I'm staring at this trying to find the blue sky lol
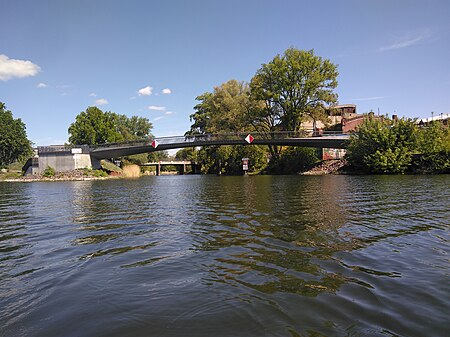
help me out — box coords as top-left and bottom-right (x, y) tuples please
(1, 0), (449, 146)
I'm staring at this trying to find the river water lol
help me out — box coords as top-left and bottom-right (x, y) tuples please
(0, 175), (449, 336)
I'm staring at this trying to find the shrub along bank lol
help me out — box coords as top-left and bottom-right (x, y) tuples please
(346, 118), (450, 174)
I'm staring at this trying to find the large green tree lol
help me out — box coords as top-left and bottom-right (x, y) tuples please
(0, 102), (33, 168)
(68, 106), (153, 145)
(188, 80), (269, 173)
(249, 48), (338, 133)
(188, 79), (254, 135)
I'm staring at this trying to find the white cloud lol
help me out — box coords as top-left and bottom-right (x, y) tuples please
(0, 54), (41, 81)
(37, 82), (47, 88)
(162, 88), (172, 94)
(95, 98), (108, 105)
(138, 86), (153, 96)
(89, 92), (97, 97)
(379, 29), (433, 52)
(154, 116), (164, 121)
(148, 105), (166, 111)
(165, 111), (174, 115)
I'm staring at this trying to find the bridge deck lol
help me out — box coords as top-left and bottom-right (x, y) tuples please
(90, 132), (350, 159)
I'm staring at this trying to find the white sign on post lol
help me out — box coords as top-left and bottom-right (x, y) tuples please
(242, 158), (249, 172)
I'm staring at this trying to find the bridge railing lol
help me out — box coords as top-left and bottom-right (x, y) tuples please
(90, 130), (346, 150)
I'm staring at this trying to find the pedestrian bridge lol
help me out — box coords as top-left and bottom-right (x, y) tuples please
(90, 131), (350, 159)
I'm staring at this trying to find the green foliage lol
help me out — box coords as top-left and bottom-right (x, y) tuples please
(83, 168), (109, 177)
(124, 153), (149, 165)
(197, 145), (267, 175)
(189, 80), (253, 135)
(416, 122), (450, 172)
(0, 171), (22, 180)
(268, 147), (320, 174)
(249, 48), (338, 132)
(346, 118), (420, 174)
(68, 106), (153, 145)
(0, 102), (33, 168)
(175, 148), (197, 161)
(147, 150), (169, 162)
(43, 166), (55, 177)
(187, 48), (339, 164)
(347, 117), (450, 174)
(93, 169), (108, 177)
(100, 159), (122, 173)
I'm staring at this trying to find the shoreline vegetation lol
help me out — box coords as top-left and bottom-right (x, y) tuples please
(2, 155), (448, 184)
(1, 49), (449, 179)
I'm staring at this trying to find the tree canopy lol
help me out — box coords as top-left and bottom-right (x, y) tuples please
(188, 80), (254, 135)
(68, 106), (153, 145)
(249, 48), (338, 133)
(185, 48), (340, 173)
(0, 102), (33, 168)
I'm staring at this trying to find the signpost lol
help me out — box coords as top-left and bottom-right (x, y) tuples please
(242, 157), (249, 174)
(151, 140), (159, 148)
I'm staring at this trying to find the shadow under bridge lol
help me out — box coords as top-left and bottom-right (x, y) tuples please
(89, 132), (350, 159)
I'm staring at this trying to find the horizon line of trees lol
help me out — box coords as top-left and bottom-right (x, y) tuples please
(1, 47), (449, 174)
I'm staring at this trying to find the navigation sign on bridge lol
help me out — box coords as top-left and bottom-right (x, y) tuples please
(151, 140), (159, 148)
(245, 134), (254, 144)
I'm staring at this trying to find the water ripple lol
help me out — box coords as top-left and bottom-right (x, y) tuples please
(0, 175), (449, 336)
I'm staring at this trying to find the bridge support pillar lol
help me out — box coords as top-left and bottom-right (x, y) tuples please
(182, 163), (186, 175)
(156, 163), (161, 176)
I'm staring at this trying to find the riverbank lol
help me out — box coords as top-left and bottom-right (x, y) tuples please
(0, 169), (119, 182)
(301, 159), (347, 175)
(0, 164), (182, 182)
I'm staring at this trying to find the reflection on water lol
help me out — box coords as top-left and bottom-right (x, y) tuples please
(0, 175), (449, 337)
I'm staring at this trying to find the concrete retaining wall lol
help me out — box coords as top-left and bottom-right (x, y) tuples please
(36, 153), (93, 174)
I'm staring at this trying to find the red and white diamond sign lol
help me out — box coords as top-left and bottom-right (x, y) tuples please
(245, 134), (254, 144)
(151, 140), (159, 148)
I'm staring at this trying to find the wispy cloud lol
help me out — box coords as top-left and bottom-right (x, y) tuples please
(162, 88), (172, 94)
(37, 82), (47, 88)
(0, 54), (41, 81)
(148, 105), (166, 111)
(379, 28), (433, 52)
(95, 98), (108, 105)
(138, 86), (153, 96)
(348, 96), (388, 102)
(154, 116), (164, 121)
(89, 92), (97, 97)
(165, 111), (174, 115)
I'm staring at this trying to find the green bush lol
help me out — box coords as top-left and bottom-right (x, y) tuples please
(346, 117), (450, 174)
(93, 169), (108, 177)
(268, 147), (320, 174)
(43, 166), (56, 177)
(416, 122), (450, 172)
(83, 168), (108, 177)
(346, 118), (418, 174)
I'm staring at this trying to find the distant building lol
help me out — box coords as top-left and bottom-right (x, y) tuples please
(416, 113), (449, 127)
(301, 104), (357, 131)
